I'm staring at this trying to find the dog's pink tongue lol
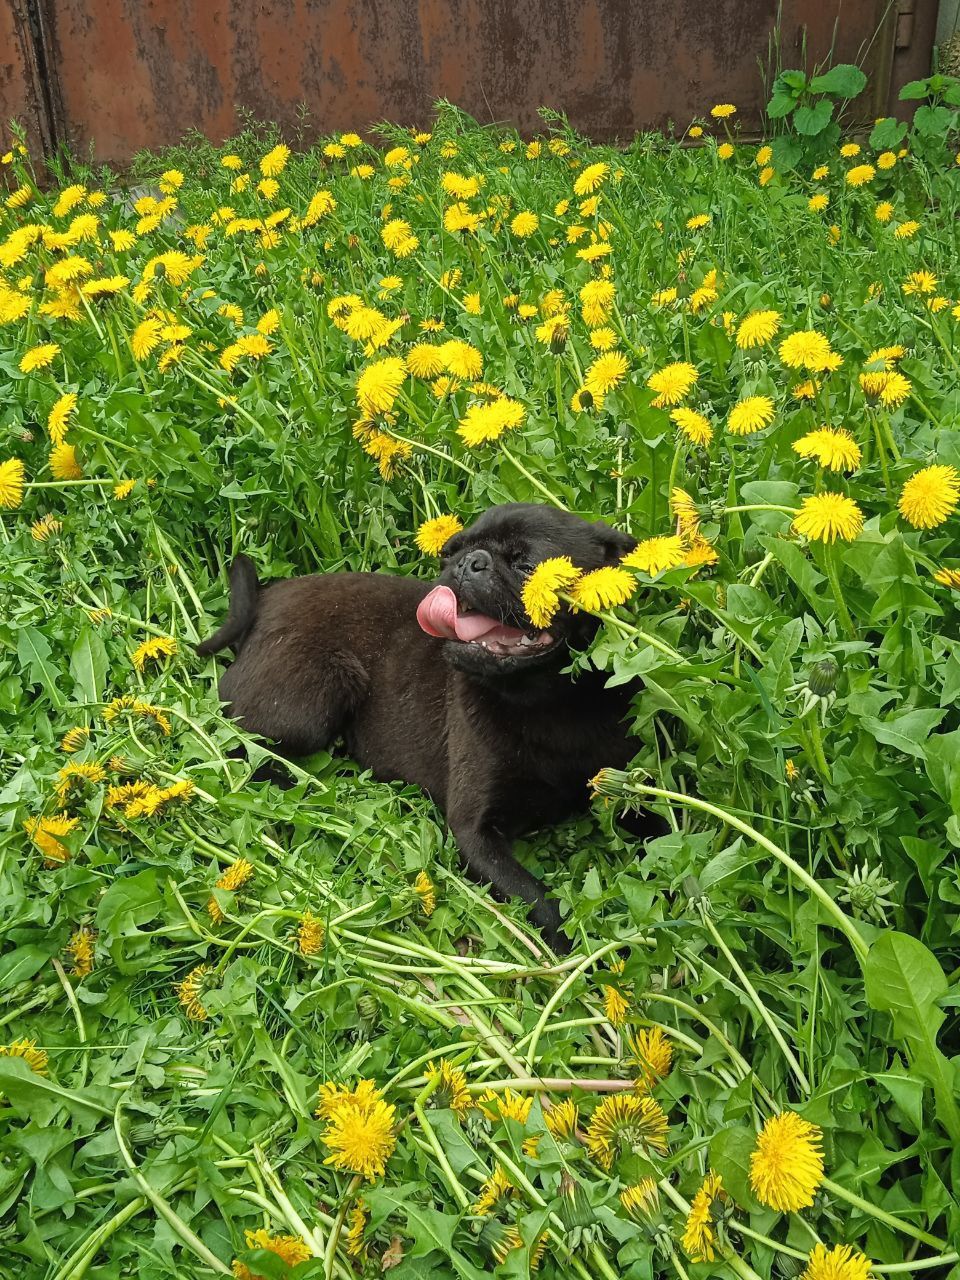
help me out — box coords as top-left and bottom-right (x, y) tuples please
(416, 586), (521, 642)
(416, 585), (460, 639)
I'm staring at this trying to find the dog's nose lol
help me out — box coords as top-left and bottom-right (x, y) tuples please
(460, 549), (492, 579)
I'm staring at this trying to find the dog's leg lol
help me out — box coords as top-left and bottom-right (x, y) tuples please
(449, 819), (569, 951)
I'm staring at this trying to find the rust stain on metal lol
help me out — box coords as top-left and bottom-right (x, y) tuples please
(0, 2), (52, 161)
(11, 1), (930, 165)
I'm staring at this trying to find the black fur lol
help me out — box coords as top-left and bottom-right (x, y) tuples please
(199, 504), (656, 947)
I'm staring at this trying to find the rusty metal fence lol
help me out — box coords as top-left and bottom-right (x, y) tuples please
(0, 1), (939, 164)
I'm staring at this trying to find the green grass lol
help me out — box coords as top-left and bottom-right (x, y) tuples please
(1, 77), (960, 1280)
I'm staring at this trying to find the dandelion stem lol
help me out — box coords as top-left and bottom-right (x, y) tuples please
(699, 908), (811, 1095)
(820, 1176), (946, 1250)
(500, 444), (569, 509)
(113, 1099), (232, 1274)
(823, 543), (856, 638)
(597, 777), (868, 963)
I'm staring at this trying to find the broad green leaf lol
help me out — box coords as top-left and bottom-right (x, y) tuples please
(69, 626), (108, 704)
(709, 1126), (761, 1208)
(792, 100), (834, 135)
(766, 92), (798, 119)
(17, 626), (63, 706)
(865, 932), (960, 1142)
(861, 708), (945, 760)
(809, 63), (867, 98)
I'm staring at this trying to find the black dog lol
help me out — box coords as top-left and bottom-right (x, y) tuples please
(198, 503), (651, 946)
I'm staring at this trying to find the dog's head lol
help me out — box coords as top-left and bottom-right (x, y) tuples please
(416, 503), (636, 678)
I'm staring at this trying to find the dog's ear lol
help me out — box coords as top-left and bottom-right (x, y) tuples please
(591, 520), (637, 563)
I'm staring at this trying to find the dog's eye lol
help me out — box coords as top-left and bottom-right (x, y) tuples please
(514, 560), (535, 576)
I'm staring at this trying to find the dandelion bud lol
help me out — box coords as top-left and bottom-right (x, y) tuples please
(17, 428), (34, 443)
(549, 322), (569, 354)
(578, 387), (594, 409)
(838, 863), (896, 924)
(559, 1172), (603, 1248)
(807, 658), (839, 699)
(356, 992), (379, 1022)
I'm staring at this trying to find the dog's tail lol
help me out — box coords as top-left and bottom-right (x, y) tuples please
(196, 554), (260, 656)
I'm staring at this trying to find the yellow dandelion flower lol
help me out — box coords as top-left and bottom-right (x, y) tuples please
(30, 513), (62, 541)
(933, 567), (960, 589)
(846, 164), (875, 187)
(799, 1244), (872, 1280)
(749, 1111), (824, 1211)
(50, 443), (82, 481)
(297, 911), (325, 956)
(440, 339), (483, 379)
(579, 278), (615, 326)
(628, 1026), (673, 1091)
(584, 351), (628, 396)
(522, 557), (581, 628)
(23, 814), (79, 865)
(56, 760), (106, 804)
(510, 210), (539, 237)
(902, 269), (936, 296)
(589, 326), (617, 350)
(585, 1094), (669, 1169)
(425, 1059), (472, 1115)
(478, 1088), (533, 1125)
(456, 397), (524, 447)
(318, 1079), (397, 1180)
(603, 984), (630, 1027)
(414, 870), (436, 915)
(176, 964), (211, 1020)
(544, 1099), (579, 1139)
(898, 464), (960, 529)
(779, 329), (834, 371)
(682, 1171), (725, 1263)
(574, 162), (609, 195)
(0, 458), (25, 509)
(647, 361), (698, 408)
(793, 493), (864, 543)
(473, 1165), (514, 1214)
(756, 145), (773, 166)
(620, 1178), (660, 1222)
(686, 213), (711, 230)
(728, 394), (775, 435)
(67, 925), (96, 977)
(130, 636), (178, 672)
(711, 104), (736, 118)
(60, 726), (90, 753)
(874, 201), (894, 223)
(207, 858), (255, 923)
(131, 318), (163, 360)
(808, 193), (829, 212)
(570, 566), (637, 612)
(736, 310), (781, 349)
(670, 406), (713, 446)
(415, 514), (462, 556)
(0, 1038), (48, 1075)
(20, 343), (60, 373)
(894, 219), (920, 239)
(232, 1228), (312, 1279)
(792, 427), (861, 472)
(622, 535), (687, 576)
(344, 1202), (367, 1259)
(685, 536), (719, 569)
(356, 356), (406, 416)
(259, 143), (290, 177)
